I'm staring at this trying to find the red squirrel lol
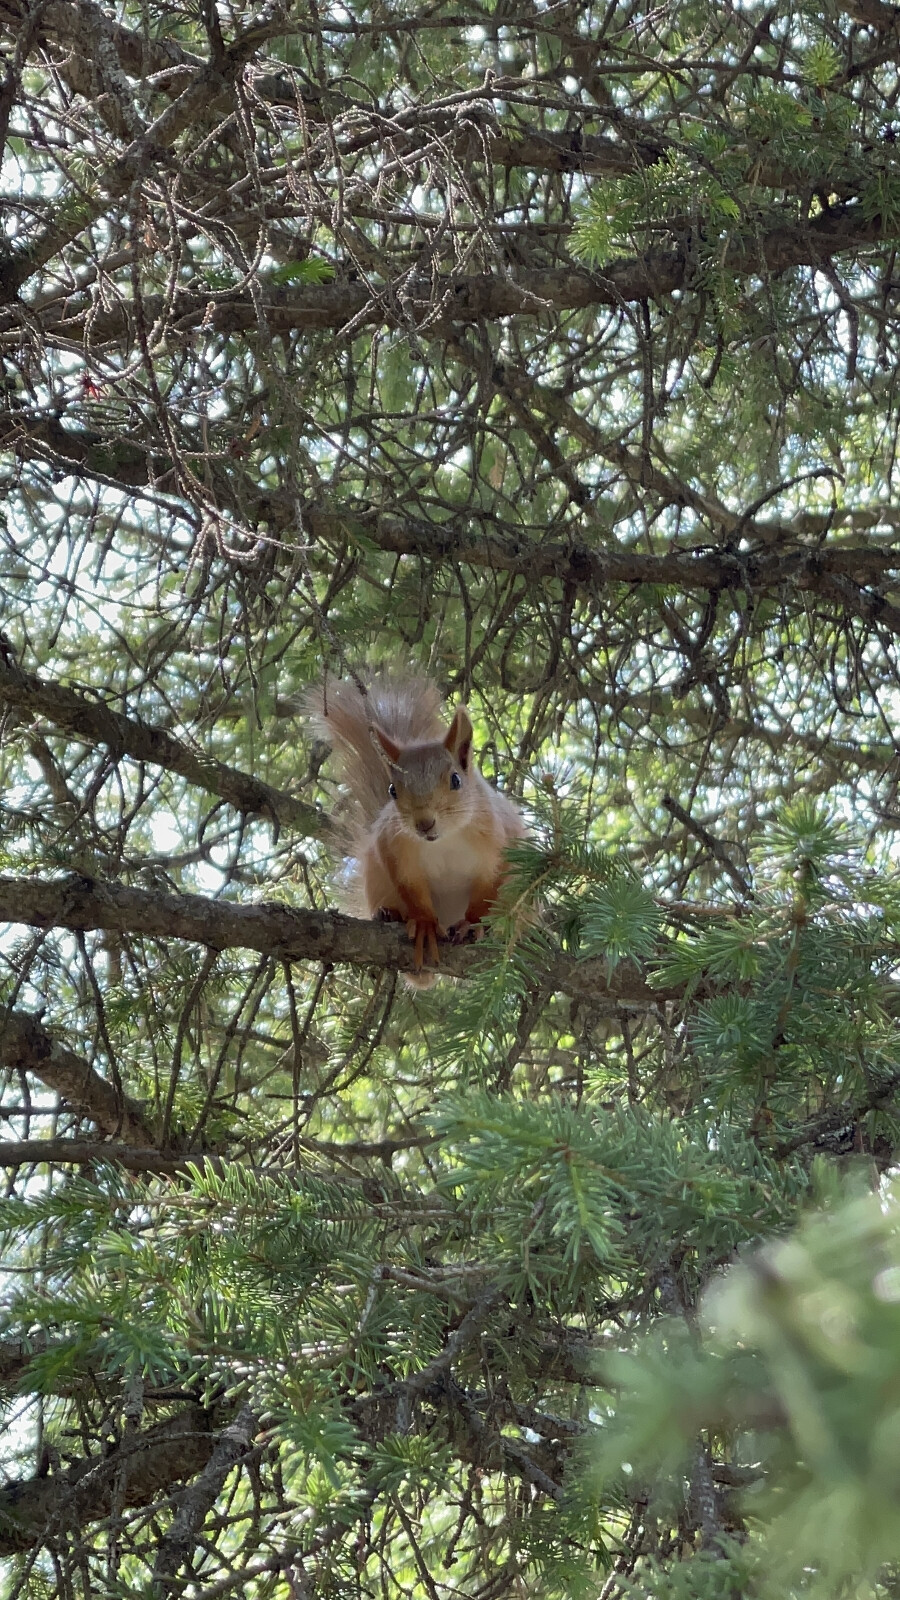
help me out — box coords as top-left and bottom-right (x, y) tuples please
(309, 674), (526, 982)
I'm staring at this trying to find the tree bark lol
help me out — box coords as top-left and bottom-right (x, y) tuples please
(0, 661), (325, 835)
(0, 1406), (216, 1555)
(0, 1010), (153, 1142)
(0, 873), (669, 1006)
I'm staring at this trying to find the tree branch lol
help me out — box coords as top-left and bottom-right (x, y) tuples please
(152, 1406), (258, 1592)
(0, 1138), (199, 1172)
(0, 873), (668, 1007)
(662, 794), (753, 899)
(0, 1404), (217, 1555)
(38, 209), (883, 337)
(0, 1009), (153, 1142)
(301, 508), (900, 631)
(773, 1068), (900, 1156)
(0, 660), (326, 836)
(388, 1289), (503, 1403)
(0, 0), (863, 193)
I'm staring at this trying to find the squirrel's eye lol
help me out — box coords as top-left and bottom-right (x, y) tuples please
(450, 772), (462, 790)
(388, 783), (397, 800)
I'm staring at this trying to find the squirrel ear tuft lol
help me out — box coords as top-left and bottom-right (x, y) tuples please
(444, 706), (473, 771)
(370, 724), (401, 766)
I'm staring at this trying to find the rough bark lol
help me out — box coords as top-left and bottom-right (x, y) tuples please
(0, 1405), (216, 1555)
(0, 1010), (153, 1142)
(0, 873), (668, 1007)
(151, 1406), (257, 1592)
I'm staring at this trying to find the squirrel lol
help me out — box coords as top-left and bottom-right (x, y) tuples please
(308, 673), (526, 985)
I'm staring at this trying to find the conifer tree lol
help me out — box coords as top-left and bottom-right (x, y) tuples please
(2, 0), (900, 1594)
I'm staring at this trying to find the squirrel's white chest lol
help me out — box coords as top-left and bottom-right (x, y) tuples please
(419, 833), (480, 927)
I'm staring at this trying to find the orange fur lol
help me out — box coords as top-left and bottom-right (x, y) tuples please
(308, 672), (525, 982)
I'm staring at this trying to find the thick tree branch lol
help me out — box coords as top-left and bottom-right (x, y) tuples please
(0, 873), (667, 1007)
(302, 508), (900, 630)
(0, 661), (326, 836)
(0, 1138), (198, 1172)
(36, 209), (883, 338)
(152, 1406), (258, 1591)
(0, 1404), (217, 1555)
(0, 1010), (152, 1142)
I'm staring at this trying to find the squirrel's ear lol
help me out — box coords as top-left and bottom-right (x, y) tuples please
(370, 724), (401, 766)
(444, 706), (473, 771)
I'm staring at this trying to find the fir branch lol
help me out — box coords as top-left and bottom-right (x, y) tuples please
(387, 1287), (503, 1401)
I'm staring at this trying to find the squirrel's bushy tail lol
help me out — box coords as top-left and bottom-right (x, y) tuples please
(306, 673), (445, 825)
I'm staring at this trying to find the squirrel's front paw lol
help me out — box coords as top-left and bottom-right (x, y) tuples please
(448, 919), (486, 945)
(406, 915), (445, 969)
(375, 906), (404, 923)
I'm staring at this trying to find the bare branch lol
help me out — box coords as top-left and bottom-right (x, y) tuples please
(0, 1009), (153, 1142)
(662, 795), (753, 899)
(0, 661), (326, 836)
(0, 10), (274, 297)
(0, 1405), (216, 1555)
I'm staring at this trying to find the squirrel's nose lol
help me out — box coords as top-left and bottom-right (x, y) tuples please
(416, 817), (436, 837)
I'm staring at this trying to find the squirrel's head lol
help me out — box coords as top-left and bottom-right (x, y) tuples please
(370, 707), (475, 842)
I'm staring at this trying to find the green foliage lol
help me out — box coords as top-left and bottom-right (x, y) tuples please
(431, 1092), (806, 1299)
(579, 876), (661, 971)
(621, 1541), (759, 1600)
(572, 150), (742, 268)
(861, 162), (900, 231)
(270, 257), (335, 285)
(594, 1181), (900, 1599)
(648, 801), (900, 1120)
(274, 1381), (358, 1495)
(803, 39), (842, 90)
(366, 1433), (454, 1494)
